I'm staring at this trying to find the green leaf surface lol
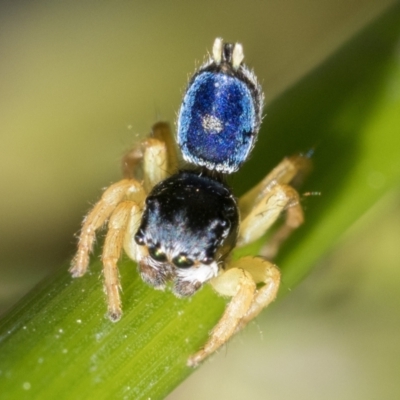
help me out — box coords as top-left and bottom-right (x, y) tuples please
(1, 4), (400, 399)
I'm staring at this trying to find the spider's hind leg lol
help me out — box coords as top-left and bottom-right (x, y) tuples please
(150, 121), (179, 175)
(122, 122), (178, 189)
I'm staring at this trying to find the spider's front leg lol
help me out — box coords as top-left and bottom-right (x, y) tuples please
(188, 156), (310, 366)
(101, 200), (141, 321)
(102, 132), (175, 320)
(188, 256), (280, 367)
(70, 180), (146, 321)
(70, 179), (142, 278)
(71, 123), (176, 320)
(70, 133), (168, 278)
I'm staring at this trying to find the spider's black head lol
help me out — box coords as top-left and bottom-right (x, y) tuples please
(134, 170), (239, 296)
(177, 38), (264, 174)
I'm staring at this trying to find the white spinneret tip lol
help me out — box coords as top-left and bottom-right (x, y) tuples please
(232, 43), (244, 69)
(212, 37), (223, 64)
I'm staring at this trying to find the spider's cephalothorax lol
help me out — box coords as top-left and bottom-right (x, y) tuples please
(71, 39), (311, 367)
(177, 37), (264, 174)
(134, 170), (239, 296)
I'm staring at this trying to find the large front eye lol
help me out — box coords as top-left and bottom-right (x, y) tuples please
(173, 254), (194, 268)
(148, 246), (167, 262)
(134, 231), (145, 245)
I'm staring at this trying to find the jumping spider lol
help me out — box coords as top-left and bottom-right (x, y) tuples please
(70, 38), (310, 367)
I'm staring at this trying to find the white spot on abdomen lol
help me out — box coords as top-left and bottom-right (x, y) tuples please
(201, 114), (223, 133)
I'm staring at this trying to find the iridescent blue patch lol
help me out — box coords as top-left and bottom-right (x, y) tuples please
(178, 71), (259, 173)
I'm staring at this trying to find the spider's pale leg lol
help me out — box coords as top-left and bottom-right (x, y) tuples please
(150, 121), (179, 176)
(260, 199), (304, 259)
(122, 122), (175, 190)
(188, 268), (256, 367)
(70, 179), (137, 277)
(238, 155), (311, 259)
(123, 202), (144, 262)
(142, 138), (168, 192)
(102, 201), (136, 321)
(238, 183), (301, 250)
(232, 257), (281, 330)
(239, 155), (311, 218)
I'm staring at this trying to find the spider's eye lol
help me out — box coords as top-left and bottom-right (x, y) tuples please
(148, 246), (167, 262)
(134, 231), (145, 245)
(173, 254), (194, 268)
(202, 257), (213, 265)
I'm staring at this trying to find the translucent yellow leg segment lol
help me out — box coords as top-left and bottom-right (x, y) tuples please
(70, 180), (142, 277)
(121, 122), (178, 187)
(238, 155), (311, 259)
(102, 201), (136, 321)
(188, 256), (280, 367)
(188, 267), (256, 367)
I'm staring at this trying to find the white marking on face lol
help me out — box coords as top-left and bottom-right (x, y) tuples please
(176, 261), (219, 284)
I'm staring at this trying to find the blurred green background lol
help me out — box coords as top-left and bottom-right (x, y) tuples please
(1, 1), (399, 399)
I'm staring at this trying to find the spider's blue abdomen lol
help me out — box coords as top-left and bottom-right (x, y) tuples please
(178, 72), (257, 173)
(177, 43), (264, 174)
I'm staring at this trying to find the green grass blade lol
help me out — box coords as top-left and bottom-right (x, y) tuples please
(1, 4), (400, 399)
